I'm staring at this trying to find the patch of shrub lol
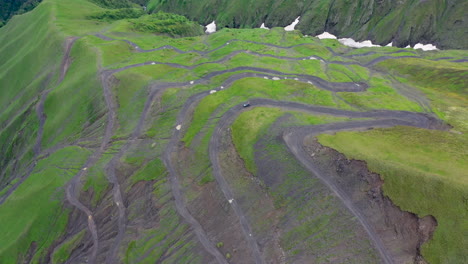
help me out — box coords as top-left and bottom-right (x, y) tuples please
(88, 0), (132, 9)
(129, 12), (203, 37)
(87, 8), (144, 21)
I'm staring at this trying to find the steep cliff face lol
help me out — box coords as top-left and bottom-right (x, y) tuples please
(149, 0), (468, 49)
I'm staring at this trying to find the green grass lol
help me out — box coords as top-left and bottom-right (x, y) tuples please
(318, 127), (468, 263)
(231, 107), (285, 172)
(376, 57), (468, 132)
(43, 37), (106, 148)
(338, 75), (425, 112)
(51, 229), (86, 264)
(130, 158), (166, 184)
(231, 107), (359, 173)
(0, 146), (91, 263)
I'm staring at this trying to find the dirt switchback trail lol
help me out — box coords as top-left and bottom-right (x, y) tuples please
(208, 98), (444, 264)
(87, 35), (449, 262)
(163, 90), (229, 264)
(66, 66), (119, 264)
(105, 84), (166, 263)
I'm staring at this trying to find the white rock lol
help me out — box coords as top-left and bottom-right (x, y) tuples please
(316, 32), (337, 39)
(189, 81), (194, 85)
(209, 90), (217, 94)
(205, 21), (216, 34)
(82, 167), (87, 171)
(294, 78), (299, 81)
(338, 38), (380, 48)
(414, 43), (438, 51)
(220, 86), (224, 89)
(272, 77), (281, 81)
(260, 23), (269, 30)
(228, 199), (234, 204)
(386, 42), (393, 47)
(284, 16), (300, 31)
(176, 125), (182, 131)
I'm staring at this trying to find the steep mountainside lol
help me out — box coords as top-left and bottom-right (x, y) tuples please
(149, 0), (468, 49)
(0, 0), (42, 27)
(0, 0), (467, 263)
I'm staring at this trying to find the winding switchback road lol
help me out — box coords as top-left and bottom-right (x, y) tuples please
(79, 33), (449, 263)
(209, 98), (444, 264)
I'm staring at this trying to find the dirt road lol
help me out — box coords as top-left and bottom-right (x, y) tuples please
(60, 34), (448, 263)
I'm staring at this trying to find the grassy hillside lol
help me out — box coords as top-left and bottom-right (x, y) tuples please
(317, 128), (468, 263)
(0, 0), (467, 263)
(149, 0), (468, 49)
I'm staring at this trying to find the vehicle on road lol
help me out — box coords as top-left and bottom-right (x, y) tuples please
(243, 102), (251, 107)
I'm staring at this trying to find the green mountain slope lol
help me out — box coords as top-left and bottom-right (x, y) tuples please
(0, 0), (467, 263)
(149, 0), (468, 49)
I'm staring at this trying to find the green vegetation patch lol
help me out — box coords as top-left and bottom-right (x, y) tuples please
(129, 12), (203, 37)
(87, 8), (144, 21)
(51, 229), (86, 264)
(318, 126), (468, 263)
(0, 146), (91, 263)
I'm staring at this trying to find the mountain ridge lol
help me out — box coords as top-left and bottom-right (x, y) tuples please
(149, 0), (468, 49)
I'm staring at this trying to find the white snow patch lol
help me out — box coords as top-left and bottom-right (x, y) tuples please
(176, 125), (181, 131)
(264, 76), (269, 80)
(309, 56), (317, 60)
(338, 38), (381, 48)
(260, 23), (269, 30)
(414, 43), (438, 51)
(228, 199), (234, 204)
(272, 77), (281, 81)
(205, 21), (216, 34)
(189, 81), (194, 85)
(209, 90), (217, 94)
(405, 45), (411, 48)
(220, 86), (224, 89)
(82, 167), (87, 171)
(151, 62), (156, 65)
(386, 42), (393, 47)
(316, 32), (337, 39)
(294, 78), (299, 81)
(284, 16), (300, 31)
